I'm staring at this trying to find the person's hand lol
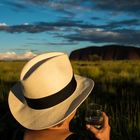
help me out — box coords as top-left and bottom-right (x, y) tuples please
(86, 112), (111, 140)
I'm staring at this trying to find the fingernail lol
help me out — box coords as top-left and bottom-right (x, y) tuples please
(86, 124), (91, 129)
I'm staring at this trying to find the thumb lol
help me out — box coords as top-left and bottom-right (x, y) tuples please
(86, 124), (98, 134)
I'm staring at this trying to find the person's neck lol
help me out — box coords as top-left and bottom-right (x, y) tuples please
(24, 125), (72, 140)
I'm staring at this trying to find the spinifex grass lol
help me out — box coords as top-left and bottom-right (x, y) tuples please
(71, 60), (140, 140)
(0, 60), (140, 140)
(0, 61), (26, 102)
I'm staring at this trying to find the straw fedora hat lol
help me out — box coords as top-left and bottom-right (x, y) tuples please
(8, 52), (94, 130)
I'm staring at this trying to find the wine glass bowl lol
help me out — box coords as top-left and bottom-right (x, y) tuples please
(85, 103), (104, 129)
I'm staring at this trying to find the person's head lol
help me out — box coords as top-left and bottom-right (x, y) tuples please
(8, 52), (94, 130)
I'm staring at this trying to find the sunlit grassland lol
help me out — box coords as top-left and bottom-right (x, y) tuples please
(72, 60), (140, 82)
(0, 60), (140, 140)
(72, 60), (140, 140)
(0, 61), (26, 101)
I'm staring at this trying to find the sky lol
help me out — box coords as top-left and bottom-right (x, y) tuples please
(0, 0), (140, 59)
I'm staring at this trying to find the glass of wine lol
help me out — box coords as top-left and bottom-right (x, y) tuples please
(85, 103), (104, 129)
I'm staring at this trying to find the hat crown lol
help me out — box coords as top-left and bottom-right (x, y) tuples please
(21, 52), (73, 99)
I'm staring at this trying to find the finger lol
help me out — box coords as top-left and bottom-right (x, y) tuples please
(86, 124), (98, 134)
(102, 112), (109, 127)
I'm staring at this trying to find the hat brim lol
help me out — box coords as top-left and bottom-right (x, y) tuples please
(8, 74), (94, 130)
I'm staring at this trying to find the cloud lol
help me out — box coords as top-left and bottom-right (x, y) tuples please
(0, 17), (139, 33)
(0, 19), (140, 46)
(0, 1), (140, 46)
(46, 42), (78, 46)
(2, 0), (140, 16)
(0, 51), (37, 60)
(0, 22), (7, 27)
(91, 17), (102, 20)
(103, 19), (140, 29)
(23, 23), (29, 25)
(26, 0), (140, 15)
(27, 0), (79, 16)
(3, 0), (75, 16)
(0, 22), (57, 33)
(0, 21), (91, 33)
(94, 0), (140, 14)
(3, 0), (28, 11)
(27, 41), (78, 46)
(62, 28), (140, 46)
